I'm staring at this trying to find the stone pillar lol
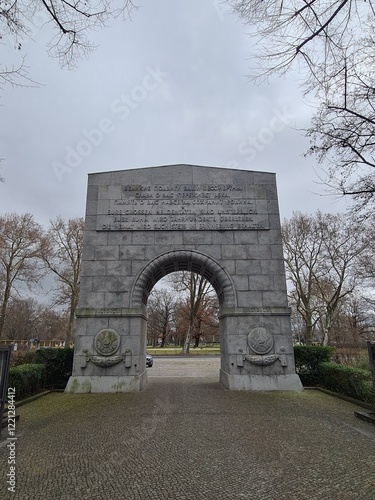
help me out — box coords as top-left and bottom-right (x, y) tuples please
(219, 308), (302, 391)
(66, 308), (148, 393)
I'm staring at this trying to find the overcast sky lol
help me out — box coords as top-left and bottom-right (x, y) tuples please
(0, 1), (350, 229)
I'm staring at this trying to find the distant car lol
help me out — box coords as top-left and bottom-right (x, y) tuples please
(146, 353), (153, 367)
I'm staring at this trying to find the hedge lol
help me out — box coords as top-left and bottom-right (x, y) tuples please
(294, 345), (334, 386)
(317, 362), (374, 404)
(32, 348), (74, 389)
(294, 345), (374, 404)
(7, 364), (46, 400)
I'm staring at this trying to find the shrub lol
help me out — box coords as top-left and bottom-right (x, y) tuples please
(10, 350), (35, 367)
(294, 345), (374, 403)
(317, 362), (374, 404)
(333, 348), (369, 370)
(32, 348), (74, 389)
(7, 364), (46, 400)
(294, 345), (335, 385)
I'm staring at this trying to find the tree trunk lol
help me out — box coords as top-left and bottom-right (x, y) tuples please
(0, 308), (5, 340)
(305, 322), (314, 345)
(66, 306), (75, 347)
(0, 279), (12, 341)
(322, 317), (333, 346)
(182, 323), (193, 354)
(0, 302), (6, 340)
(160, 324), (167, 347)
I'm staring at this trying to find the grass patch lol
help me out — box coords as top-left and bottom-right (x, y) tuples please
(147, 347), (221, 356)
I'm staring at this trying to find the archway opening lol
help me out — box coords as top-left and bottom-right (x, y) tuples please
(131, 250), (236, 383)
(147, 272), (219, 349)
(145, 271), (221, 380)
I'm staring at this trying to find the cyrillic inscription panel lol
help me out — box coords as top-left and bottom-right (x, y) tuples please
(97, 184), (269, 231)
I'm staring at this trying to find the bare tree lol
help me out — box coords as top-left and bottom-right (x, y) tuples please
(173, 292), (219, 348)
(314, 214), (366, 345)
(0, 213), (45, 340)
(1, 296), (67, 343)
(37, 306), (68, 342)
(228, 0), (375, 212)
(170, 272), (214, 354)
(2, 297), (41, 341)
(42, 216), (84, 345)
(354, 221), (375, 341)
(190, 294), (219, 348)
(1, 1), (135, 87)
(282, 213), (322, 345)
(147, 289), (175, 347)
(282, 211), (366, 345)
(357, 220), (375, 284)
(327, 294), (374, 345)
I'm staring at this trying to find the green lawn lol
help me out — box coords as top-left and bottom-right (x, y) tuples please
(147, 346), (220, 355)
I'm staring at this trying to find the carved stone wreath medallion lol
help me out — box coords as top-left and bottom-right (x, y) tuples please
(248, 327), (273, 355)
(94, 329), (120, 356)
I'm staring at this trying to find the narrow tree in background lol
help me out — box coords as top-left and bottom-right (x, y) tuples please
(42, 217), (84, 345)
(282, 211), (366, 345)
(174, 294), (219, 348)
(282, 213), (323, 345)
(0, 213), (45, 340)
(147, 289), (175, 347)
(170, 272), (214, 354)
(2, 297), (41, 342)
(325, 294), (374, 346)
(314, 213), (366, 345)
(191, 295), (219, 348)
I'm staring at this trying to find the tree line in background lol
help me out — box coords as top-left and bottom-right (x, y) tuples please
(0, 213), (83, 345)
(283, 211), (375, 346)
(1, 210), (375, 348)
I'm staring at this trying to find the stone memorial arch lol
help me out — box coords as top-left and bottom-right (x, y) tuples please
(66, 164), (302, 393)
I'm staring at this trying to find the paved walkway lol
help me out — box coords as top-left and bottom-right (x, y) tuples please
(1, 358), (375, 499)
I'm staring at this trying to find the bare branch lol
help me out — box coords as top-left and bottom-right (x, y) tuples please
(0, 1), (136, 82)
(229, 0), (375, 213)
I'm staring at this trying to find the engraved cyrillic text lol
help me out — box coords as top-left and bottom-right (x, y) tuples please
(97, 184), (269, 231)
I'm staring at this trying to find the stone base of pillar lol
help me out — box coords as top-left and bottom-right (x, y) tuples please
(220, 370), (303, 391)
(65, 372), (148, 393)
